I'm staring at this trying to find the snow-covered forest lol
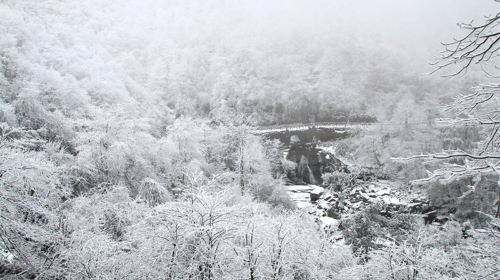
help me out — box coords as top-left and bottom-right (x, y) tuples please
(0, 0), (499, 279)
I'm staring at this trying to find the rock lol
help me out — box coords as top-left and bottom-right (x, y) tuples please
(380, 210), (392, 218)
(407, 202), (425, 213)
(375, 188), (391, 196)
(351, 201), (363, 209)
(410, 197), (428, 203)
(323, 194), (333, 201)
(327, 207), (340, 219)
(286, 185), (315, 208)
(359, 193), (371, 202)
(382, 196), (400, 205)
(310, 187), (325, 201)
(435, 216), (449, 224)
(385, 203), (403, 213)
(423, 209), (438, 224)
(325, 195), (336, 203)
(317, 200), (330, 210)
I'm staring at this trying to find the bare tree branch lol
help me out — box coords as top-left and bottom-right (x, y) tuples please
(431, 10), (500, 77)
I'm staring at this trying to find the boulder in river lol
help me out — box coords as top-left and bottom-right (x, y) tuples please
(310, 186), (325, 201)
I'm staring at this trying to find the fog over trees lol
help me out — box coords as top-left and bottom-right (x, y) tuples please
(0, 0), (499, 279)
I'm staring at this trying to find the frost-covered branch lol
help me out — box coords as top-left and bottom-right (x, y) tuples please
(431, 10), (500, 77)
(415, 7), (500, 180)
(392, 150), (500, 161)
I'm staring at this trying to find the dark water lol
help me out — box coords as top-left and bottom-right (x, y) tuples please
(286, 144), (348, 184)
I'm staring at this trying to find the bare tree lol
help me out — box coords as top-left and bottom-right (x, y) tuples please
(403, 4), (500, 182)
(269, 223), (287, 280)
(187, 195), (236, 280)
(233, 223), (262, 280)
(389, 4), (500, 219)
(431, 5), (500, 78)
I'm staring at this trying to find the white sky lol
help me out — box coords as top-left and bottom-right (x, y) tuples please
(332, 0), (498, 56)
(221, 0), (499, 69)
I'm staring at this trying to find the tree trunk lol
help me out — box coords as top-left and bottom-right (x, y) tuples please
(240, 137), (245, 195)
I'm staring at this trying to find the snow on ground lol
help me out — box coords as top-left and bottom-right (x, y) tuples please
(252, 123), (371, 134)
(286, 185), (316, 208)
(318, 144), (356, 169)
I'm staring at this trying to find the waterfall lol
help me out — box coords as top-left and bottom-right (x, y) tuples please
(298, 155), (317, 185)
(306, 165), (317, 185)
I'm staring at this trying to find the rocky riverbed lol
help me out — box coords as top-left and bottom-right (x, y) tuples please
(287, 180), (428, 215)
(285, 180), (434, 242)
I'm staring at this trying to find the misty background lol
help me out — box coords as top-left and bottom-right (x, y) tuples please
(1, 1), (499, 279)
(2, 0), (495, 126)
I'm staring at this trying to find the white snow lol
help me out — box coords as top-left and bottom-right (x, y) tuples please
(252, 123), (373, 134)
